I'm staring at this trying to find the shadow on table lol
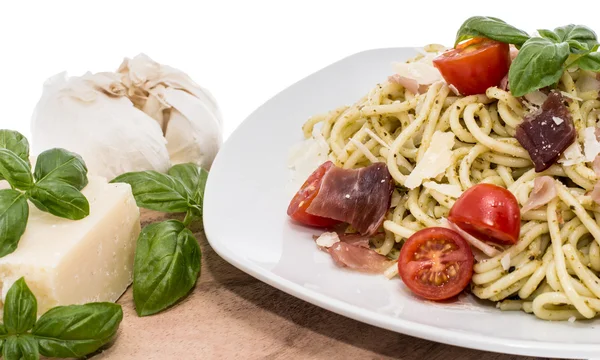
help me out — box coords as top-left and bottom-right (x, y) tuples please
(201, 238), (544, 360)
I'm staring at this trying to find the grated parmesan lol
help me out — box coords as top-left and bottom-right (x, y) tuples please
(423, 181), (463, 198)
(568, 316), (576, 323)
(404, 131), (455, 189)
(583, 126), (600, 161)
(558, 141), (585, 166)
(560, 91), (583, 102)
(552, 116), (564, 125)
(315, 232), (340, 248)
(392, 52), (443, 88)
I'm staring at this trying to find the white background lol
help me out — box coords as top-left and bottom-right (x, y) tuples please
(2, 0), (600, 140)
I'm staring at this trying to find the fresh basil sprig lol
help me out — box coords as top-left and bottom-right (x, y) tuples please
(0, 131), (91, 257)
(455, 16), (530, 47)
(112, 163), (208, 316)
(133, 220), (201, 316)
(0, 278), (123, 360)
(454, 17), (600, 96)
(509, 25), (599, 96)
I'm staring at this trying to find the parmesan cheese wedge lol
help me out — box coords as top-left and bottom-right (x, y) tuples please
(0, 176), (140, 316)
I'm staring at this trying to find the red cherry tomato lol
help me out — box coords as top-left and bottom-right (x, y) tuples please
(433, 37), (510, 96)
(448, 183), (520, 245)
(398, 227), (474, 301)
(287, 161), (340, 227)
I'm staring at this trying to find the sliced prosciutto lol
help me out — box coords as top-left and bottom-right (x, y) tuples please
(521, 176), (557, 213)
(305, 163), (394, 235)
(515, 92), (576, 172)
(327, 242), (393, 273)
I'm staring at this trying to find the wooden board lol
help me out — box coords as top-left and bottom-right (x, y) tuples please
(91, 211), (551, 360)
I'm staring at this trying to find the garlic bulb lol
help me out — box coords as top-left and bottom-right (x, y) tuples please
(31, 72), (171, 179)
(117, 54), (223, 169)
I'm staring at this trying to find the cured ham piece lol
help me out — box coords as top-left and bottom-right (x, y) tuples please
(521, 176), (557, 213)
(515, 92), (576, 172)
(591, 182), (600, 205)
(306, 163), (394, 235)
(327, 242), (393, 273)
(312, 232), (375, 248)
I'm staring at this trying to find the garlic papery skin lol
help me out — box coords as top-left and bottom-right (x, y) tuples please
(31, 72), (171, 179)
(117, 54), (223, 169)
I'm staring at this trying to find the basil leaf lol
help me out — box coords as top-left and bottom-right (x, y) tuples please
(2, 335), (39, 360)
(537, 29), (561, 43)
(0, 130), (29, 163)
(4, 278), (37, 334)
(133, 220), (201, 316)
(34, 148), (88, 190)
(0, 190), (28, 257)
(508, 37), (570, 97)
(111, 171), (191, 213)
(554, 24), (598, 51)
(0, 149), (33, 190)
(167, 163), (208, 204)
(28, 180), (89, 220)
(455, 16), (529, 46)
(567, 39), (590, 52)
(577, 52), (600, 72)
(32, 302), (122, 358)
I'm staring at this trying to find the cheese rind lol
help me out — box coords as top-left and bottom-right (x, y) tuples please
(0, 176), (140, 315)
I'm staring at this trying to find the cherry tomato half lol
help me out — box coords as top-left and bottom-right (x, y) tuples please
(448, 183), (520, 245)
(287, 161), (340, 227)
(433, 37), (510, 96)
(398, 227), (474, 301)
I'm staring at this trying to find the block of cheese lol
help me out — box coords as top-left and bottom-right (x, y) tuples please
(0, 176), (140, 316)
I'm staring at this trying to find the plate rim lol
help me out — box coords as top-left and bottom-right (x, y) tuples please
(204, 47), (600, 359)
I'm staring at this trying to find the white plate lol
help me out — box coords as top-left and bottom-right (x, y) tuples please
(203, 48), (600, 359)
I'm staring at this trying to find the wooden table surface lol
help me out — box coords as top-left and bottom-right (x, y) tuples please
(92, 212), (556, 360)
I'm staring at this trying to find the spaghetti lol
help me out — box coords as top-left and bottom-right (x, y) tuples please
(300, 50), (600, 321)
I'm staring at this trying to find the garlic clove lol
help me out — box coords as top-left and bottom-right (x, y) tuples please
(162, 88), (222, 169)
